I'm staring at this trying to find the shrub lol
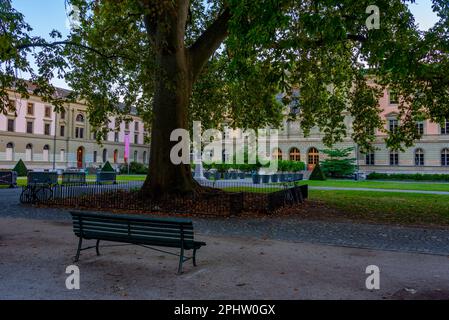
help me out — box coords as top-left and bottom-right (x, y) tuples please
(367, 172), (449, 182)
(309, 163), (326, 181)
(320, 147), (356, 178)
(101, 161), (115, 172)
(13, 159), (28, 177)
(120, 162), (148, 174)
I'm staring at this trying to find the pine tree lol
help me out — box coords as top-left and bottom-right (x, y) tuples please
(13, 159), (28, 177)
(101, 161), (115, 172)
(309, 164), (326, 181)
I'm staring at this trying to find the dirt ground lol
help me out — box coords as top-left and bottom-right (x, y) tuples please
(1, 217), (449, 300)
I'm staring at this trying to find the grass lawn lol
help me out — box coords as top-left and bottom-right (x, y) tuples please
(309, 190), (449, 226)
(298, 179), (449, 192)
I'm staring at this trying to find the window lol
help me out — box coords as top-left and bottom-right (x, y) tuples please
(143, 151), (147, 164)
(8, 99), (16, 113)
(134, 121), (139, 131)
(365, 152), (375, 166)
(125, 122), (130, 131)
(102, 149), (108, 163)
(76, 114), (85, 122)
(389, 90), (398, 104)
(26, 121), (33, 134)
(415, 149), (424, 166)
(25, 144), (33, 161)
(60, 149), (65, 162)
(27, 103), (34, 115)
(134, 134), (139, 144)
(45, 106), (51, 118)
(442, 149), (449, 167)
(7, 119), (14, 132)
(93, 151), (98, 163)
(442, 119), (449, 135)
(113, 149), (118, 163)
(416, 121), (424, 135)
(389, 151), (399, 166)
(308, 147), (320, 165)
(44, 123), (51, 136)
(75, 127), (84, 139)
(60, 108), (66, 120)
(6, 143), (14, 161)
(60, 125), (65, 137)
(389, 119), (399, 132)
(289, 148), (301, 161)
(114, 132), (119, 142)
(273, 148), (283, 161)
(43, 145), (50, 162)
(134, 151), (138, 163)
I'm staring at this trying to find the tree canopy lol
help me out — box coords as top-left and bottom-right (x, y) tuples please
(1, 0), (449, 193)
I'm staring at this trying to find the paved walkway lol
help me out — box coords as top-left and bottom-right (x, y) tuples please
(0, 188), (448, 256)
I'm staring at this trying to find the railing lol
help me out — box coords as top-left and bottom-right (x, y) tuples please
(24, 180), (308, 216)
(0, 171), (18, 188)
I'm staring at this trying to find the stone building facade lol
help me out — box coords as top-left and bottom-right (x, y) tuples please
(0, 89), (150, 171)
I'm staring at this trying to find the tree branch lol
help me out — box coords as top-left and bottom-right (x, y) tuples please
(189, 7), (231, 81)
(16, 40), (119, 60)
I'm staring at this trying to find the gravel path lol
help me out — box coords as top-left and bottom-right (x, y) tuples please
(1, 188), (449, 256)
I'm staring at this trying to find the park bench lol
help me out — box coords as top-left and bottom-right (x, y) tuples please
(70, 211), (206, 274)
(0, 171), (17, 188)
(62, 172), (87, 185)
(96, 171), (117, 184)
(27, 171), (59, 186)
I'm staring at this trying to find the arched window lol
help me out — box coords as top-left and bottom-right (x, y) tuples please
(93, 151), (98, 163)
(6, 142), (14, 161)
(102, 149), (108, 163)
(143, 151), (147, 165)
(113, 149), (118, 163)
(289, 148), (301, 161)
(134, 150), (138, 163)
(442, 149), (449, 167)
(308, 147), (319, 165)
(26, 144), (33, 161)
(273, 148), (283, 161)
(76, 114), (85, 122)
(415, 148), (424, 166)
(43, 145), (50, 162)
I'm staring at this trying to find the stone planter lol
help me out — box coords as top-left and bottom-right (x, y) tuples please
(261, 175), (271, 184)
(279, 173), (286, 182)
(252, 174), (261, 184)
(271, 174), (279, 183)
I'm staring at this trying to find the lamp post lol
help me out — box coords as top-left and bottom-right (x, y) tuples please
(52, 111), (58, 171)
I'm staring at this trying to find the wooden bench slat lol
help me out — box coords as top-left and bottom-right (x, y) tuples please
(73, 226), (194, 240)
(74, 218), (194, 231)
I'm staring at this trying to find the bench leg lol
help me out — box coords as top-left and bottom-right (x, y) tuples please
(193, 249), (197, 267)
(177, 247), (185, 275)
(96, 240), (101, 256)
(74, 237), (83, 263)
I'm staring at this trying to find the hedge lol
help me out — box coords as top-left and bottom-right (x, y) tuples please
(367, 172), (449, 182)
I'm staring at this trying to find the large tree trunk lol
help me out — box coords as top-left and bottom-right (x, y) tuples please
(141, 1), (230, 196)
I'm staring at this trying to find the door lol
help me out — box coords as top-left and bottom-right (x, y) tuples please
(77, 147), (84, 168)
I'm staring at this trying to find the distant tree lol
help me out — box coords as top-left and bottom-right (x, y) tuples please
(309, 163), (326, 181)
(12, 159), (28, 177)
(321, 147), (356, 178)
(101, 161), (114, 172)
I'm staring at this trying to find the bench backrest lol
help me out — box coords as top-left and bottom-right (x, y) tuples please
(62, 172), (86, 184)
(96, 172), (117, 182)
(27, 172), (58, 185)
(70, 211), (195, 248)
(0, 171), (17, 185)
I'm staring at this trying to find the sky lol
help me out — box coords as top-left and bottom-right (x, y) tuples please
(11, 0), (441, 90)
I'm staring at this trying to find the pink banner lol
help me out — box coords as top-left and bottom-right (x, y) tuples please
(124, 134), (130, 162)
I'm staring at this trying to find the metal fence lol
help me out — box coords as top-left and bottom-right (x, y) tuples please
(22, 180), (308, 216)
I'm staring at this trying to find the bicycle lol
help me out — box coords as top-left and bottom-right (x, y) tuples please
(20, 183), (54, 204)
